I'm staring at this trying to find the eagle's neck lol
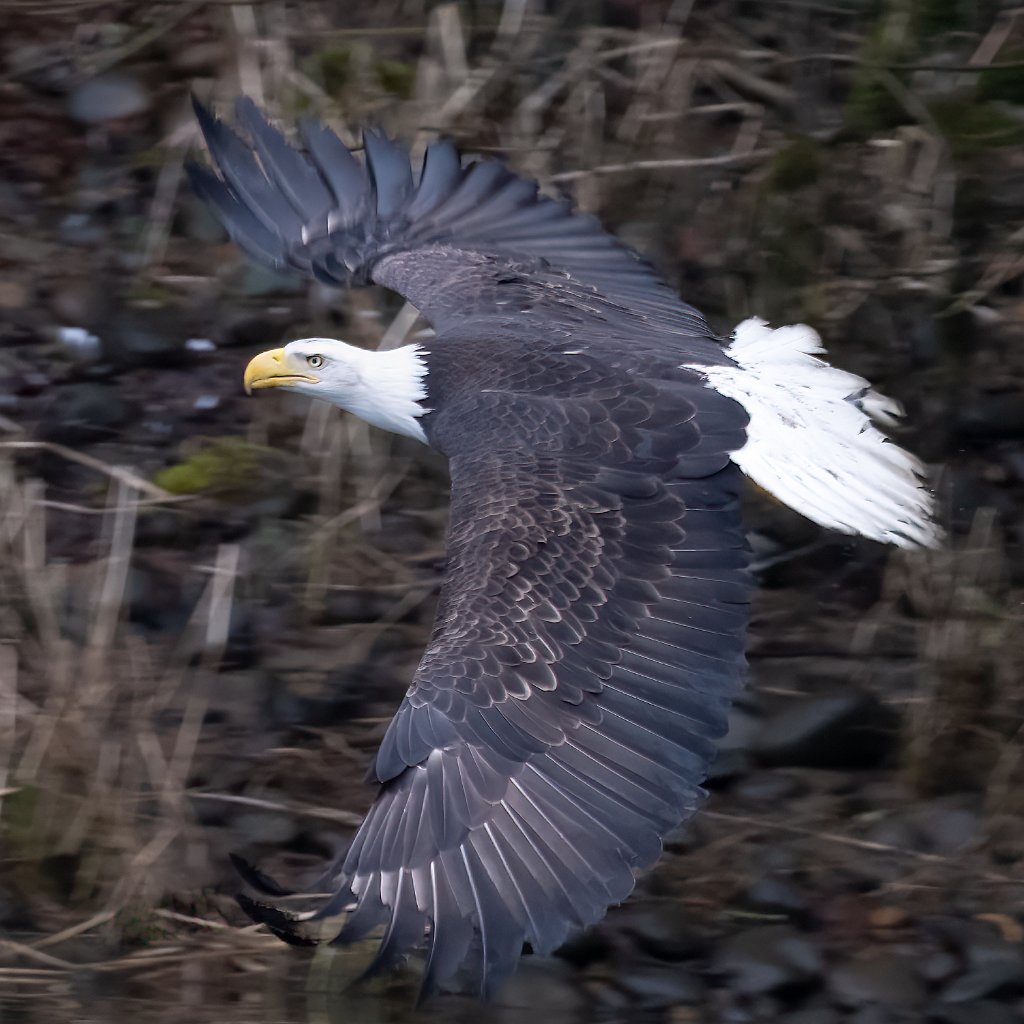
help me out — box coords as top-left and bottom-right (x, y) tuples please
(327, 342), (430, 443)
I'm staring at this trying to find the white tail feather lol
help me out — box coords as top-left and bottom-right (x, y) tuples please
(686, 318), (941, 549)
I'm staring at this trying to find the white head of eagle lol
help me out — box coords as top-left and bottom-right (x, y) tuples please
(245, 337), (430, 443)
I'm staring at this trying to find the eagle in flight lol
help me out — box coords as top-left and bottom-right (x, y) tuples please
(189, 97), (939, 999)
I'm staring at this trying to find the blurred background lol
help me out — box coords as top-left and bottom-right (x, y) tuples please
(1, 0), (1023, 1021)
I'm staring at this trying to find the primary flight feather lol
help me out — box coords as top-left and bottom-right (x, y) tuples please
(189, 96), (939, 999)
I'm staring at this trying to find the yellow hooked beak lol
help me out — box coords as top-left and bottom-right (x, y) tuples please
(243, 348), (320, 394)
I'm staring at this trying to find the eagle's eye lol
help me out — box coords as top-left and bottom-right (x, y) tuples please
(307, 354), (324, 369)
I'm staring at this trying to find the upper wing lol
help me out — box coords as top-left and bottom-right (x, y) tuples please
(260, 368), (751, 997)
(188, 97), (732, 366)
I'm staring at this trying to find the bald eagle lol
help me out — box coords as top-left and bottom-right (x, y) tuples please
(189, 97), (939, 998)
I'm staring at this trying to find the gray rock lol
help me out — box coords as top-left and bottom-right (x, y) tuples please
(492, 956), (584, 1016)
(921, 950), (961, 984)
(734, 769), (808, 804)
(0, 880), (35, 931)
(232, 809), (299, 847)
(930, 917), (1024, 1002)
(956, 395), (1024, 441)
(786, 1009), (842, 1024)
(238, 263), (306, 297)
(715, 925), (823, 994)
(170, 41), (227, 77)
(929, 1001), (1023, 1024)
(616, 959), (704, 1008)
(754, 692), (899, 769)
(705, 747), (750, 784)
(224, 310), (293, 349)
(742, 876), (809, 918)
(102, 308), (186, 369)
(39, 382), (135, 444)
(941, 961), (1024, 1003)
(720, 702), (763, 753)
(906, 799), (981, 855)
(829, 953), (928, 1010)
(846, 1006), (899, 1024)
(613, 903), (707, 961)
(59, 212), (108, 247)
(69, 72), (150, 125)
(51, 278), (107, 329)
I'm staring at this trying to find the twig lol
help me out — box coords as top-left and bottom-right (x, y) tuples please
(88, 2), (204, 80)
(0, 646), (14, 822)
(703, 810), (1018, 884)
(188, 790), (363, 827)
(550, 147), (769, 182)
(376, 302), (422, 352)
(31, 909), (117, 950)
(0, 940), (75, 970)
(0, 442), (170, 500)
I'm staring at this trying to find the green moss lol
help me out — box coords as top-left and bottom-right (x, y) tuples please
(844, 65), (909, 141)
(123, 281), (174, 305)
(115, 904), (170, 947)
(766, 137), (823, 192)
(313, 46), (352, 98)
(978, 47), (1024, 105)
(153, 437), (279, 498)
(376, 59), (415, 99)
(928, 96), (1024, 159)
(132, 145), (169, 170)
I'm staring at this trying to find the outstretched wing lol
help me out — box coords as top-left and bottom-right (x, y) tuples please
(188, 97), (732, 366)
(252, 363), (751, 997)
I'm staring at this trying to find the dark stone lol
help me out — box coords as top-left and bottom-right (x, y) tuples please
(846, 1006), (900, 1024)
(720, 702), (763, 754)
(613, 903), (708, 961)
(126, 564), (192, 634)
(705, 747), (751, 785)
(929, 917), (1024, 1002)
(231, 809), (300, 847)
(941, 961), (1024, 1003)
(928, 1001), (1023, 1024)
(58, 212), (108, 247)
(237, 263), (306, 297)
(615, 959), (705, 1008)
(493, 956), (584, 1012)
(754, 692), (900, 769)
(223, 310), (293, 349)
(269, 664), (372, 728)
(38, 382), (135, 444)
(68, 72), (150, 125)
(714, 925), (823, 994)
(169, 41), (228, 77)
(906, 799), (981, 854)
(787, 1009), (843, 1024)
(102, 308), (186, 369)
(956, 394), (1024, 441)
(733, 770), (808, 804)
(921, 951), (961, 984)
(0, 880), (35, 931)
(742, 877), (810, 919)
(829, 953), (928, 1010)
